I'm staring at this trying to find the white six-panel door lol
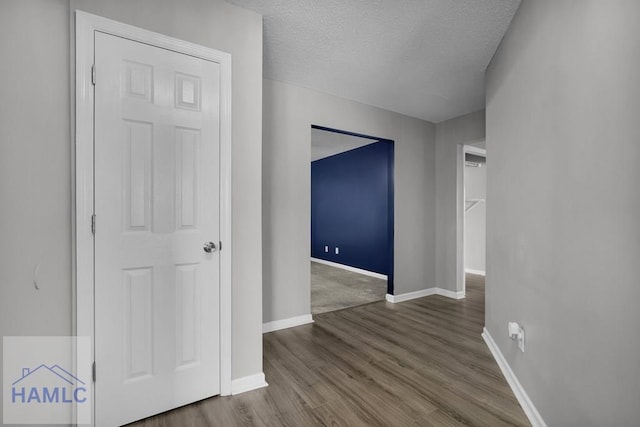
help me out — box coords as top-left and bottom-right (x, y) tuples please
(94, 31), (221, 426)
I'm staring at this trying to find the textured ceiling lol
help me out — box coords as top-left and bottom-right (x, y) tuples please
(311, 128), (378, 161)
(226, 0), (520, 123)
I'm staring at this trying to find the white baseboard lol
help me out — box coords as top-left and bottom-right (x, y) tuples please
(231, 372), (268, 395)
(386, 288), (436, 303)
(263, 314), (314, 333)
(311, 257), (387, 280)
(482, 328), (548, 427)
(386, 287), (465, 303)
(465, 268), (486, 276)
(435, 288), (466, 299)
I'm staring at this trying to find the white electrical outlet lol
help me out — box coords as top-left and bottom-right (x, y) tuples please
(324, 246), (329, 253)
(508, 322), (525, 352)
(335, 247), (339, 254)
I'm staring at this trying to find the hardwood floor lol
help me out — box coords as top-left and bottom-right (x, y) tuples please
(128, 274), (529, 426)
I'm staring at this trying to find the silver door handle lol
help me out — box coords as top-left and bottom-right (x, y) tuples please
(203, 241), (217, 253)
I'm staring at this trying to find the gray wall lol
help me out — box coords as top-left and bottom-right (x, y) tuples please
(0, 3), (73, 425)
(0, 2), (264, 411)
(435, 110), (485, 292)
(0, 0), (72, 340)
(486, 0), (640, 425)
(464, 162), (486, 273)
(263, 79), (436, 323)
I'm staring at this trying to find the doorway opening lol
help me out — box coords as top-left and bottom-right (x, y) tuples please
(309, 125), (394, 315)
(458, 142), (486, 296)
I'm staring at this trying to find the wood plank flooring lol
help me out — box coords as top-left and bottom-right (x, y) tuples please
(128, 274), (529, 426)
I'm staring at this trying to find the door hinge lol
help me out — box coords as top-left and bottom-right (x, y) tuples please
(91, 214), (96, 235)
(219, 241), (222, 251)
(91, 64), (96, 85)
(92, 361), (96, 382)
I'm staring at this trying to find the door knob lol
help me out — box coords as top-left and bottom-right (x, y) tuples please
(203, 241), (217, 253)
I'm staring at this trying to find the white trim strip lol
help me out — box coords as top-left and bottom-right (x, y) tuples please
(465, 268), (486, 276)
(386, 288), (436, 303)
(231, 373), (268, 395)
(311, 257), (387, 280)
(263, 314), (314, 333)
(482, 328), (548, 427)
(386, 287), (465, 303)
(435, 288), (466, 300)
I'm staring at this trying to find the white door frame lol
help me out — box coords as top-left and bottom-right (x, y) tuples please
(456, 142), (486, 296)
(74, 11), (233, 416)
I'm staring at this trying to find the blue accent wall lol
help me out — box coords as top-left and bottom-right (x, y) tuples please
(311, 140), (393, 277)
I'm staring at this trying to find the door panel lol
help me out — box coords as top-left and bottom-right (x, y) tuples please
(94, 31), (220, 426)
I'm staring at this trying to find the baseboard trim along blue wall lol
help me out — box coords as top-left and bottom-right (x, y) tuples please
(311, 137), (394, 287)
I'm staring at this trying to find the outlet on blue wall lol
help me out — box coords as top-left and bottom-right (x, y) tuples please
(311, 139), (393, 276)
